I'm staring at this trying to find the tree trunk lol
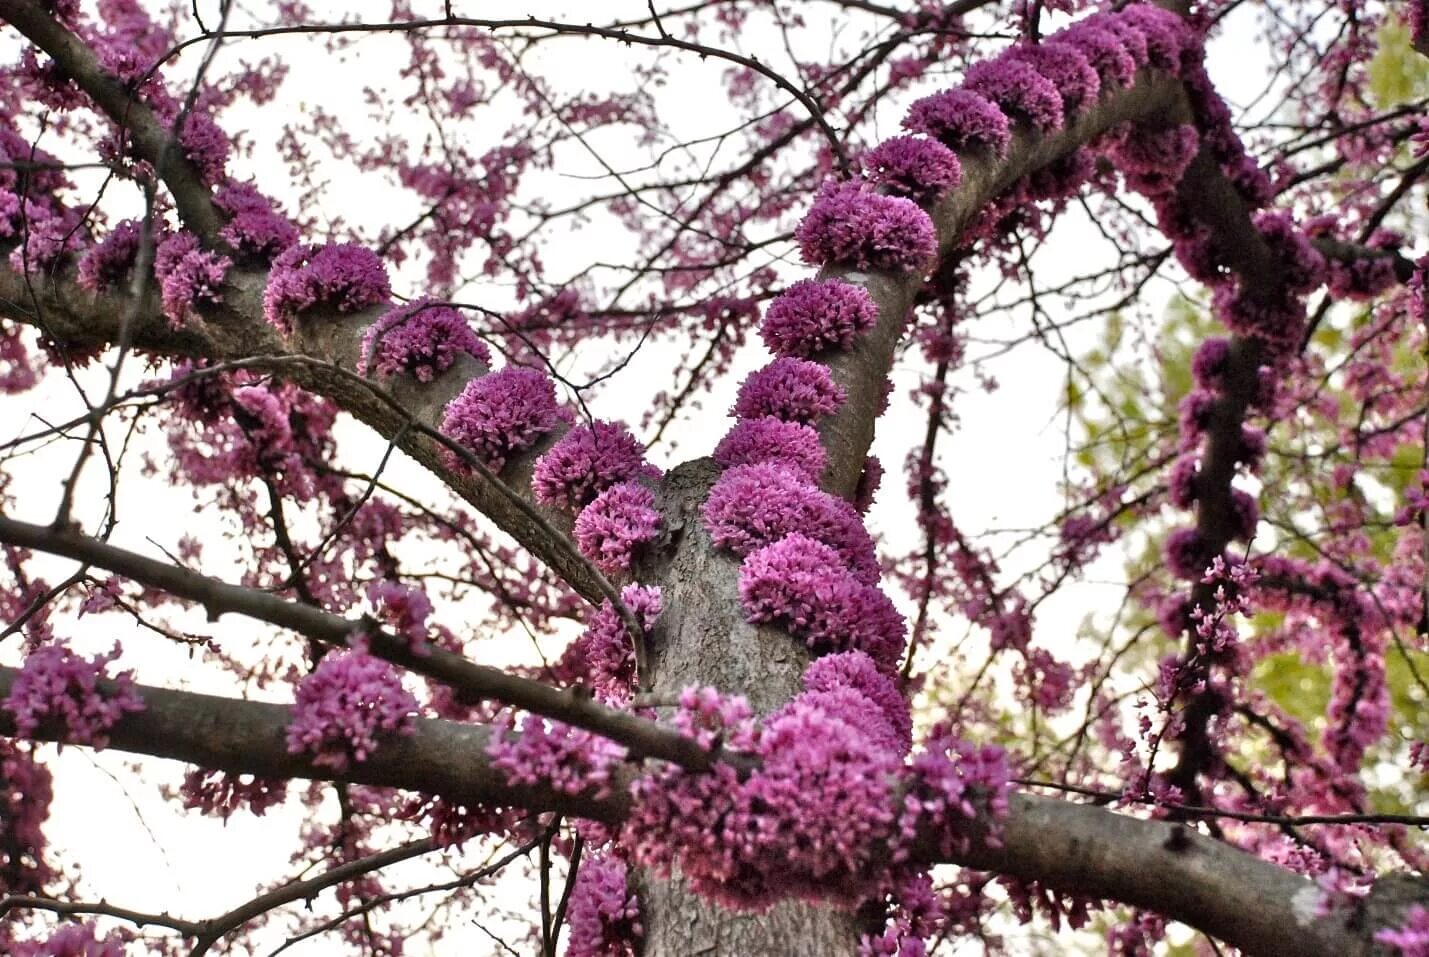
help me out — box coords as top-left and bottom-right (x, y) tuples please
(633, 459), (862, 955)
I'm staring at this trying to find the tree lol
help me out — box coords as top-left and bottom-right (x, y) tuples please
(0, 0), (1427, 952)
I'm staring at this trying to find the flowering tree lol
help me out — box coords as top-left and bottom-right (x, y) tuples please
(1, 0), (1429, 953)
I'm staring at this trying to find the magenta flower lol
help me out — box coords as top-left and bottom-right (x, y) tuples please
(2, 643), (144, 748)
(574, 481), (662, 573)
(555, 585), (662, 704)
(738, 533), (905, 667)
(903, 88), (1013, 157)
(1119, 4), (1191, 72)
(862, 135), (962, 205)
(803, 650), (911, 754)
(565, 855), (643, 957)
(441, 366), (570, 472)
(1113, 124), (1200, 195)
(760, 278), (880, 357)
(732, 357), (846, 423)
(702, 462), (880, 584)
(154, 231), (231, 328)
(1005, 41), (1101, 117)
(854, 455), (883, 514)
(963, 58), (1064, 132)
(359, 299), (490, 383)
(262, 242), (391, 333)
(488, 714), (624, 799)
(713, 416), (827, 481)
(1062, 24), (1138, 90)
(1165, 527), (1214, 581)
(533, 420), (659, 512)
(285, 648), (417, 771)
(180, 769), (288, 821)
(795, 180), (937, 273)
(215, 180), (299, 260)
(897, 724), (1011, 858)
(76, 219), (141, 291)
(366, 579), (433, 654)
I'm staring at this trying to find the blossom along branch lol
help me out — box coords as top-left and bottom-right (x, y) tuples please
(3, 1), (1429, 954)
(0, 661), (1401, 956)
(0, 514), (712, 771)
(0, 0), (225, 242)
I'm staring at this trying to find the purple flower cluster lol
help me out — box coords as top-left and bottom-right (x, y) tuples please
(1377, 905), (1429, 956)
(713, 416), (827, 480)
(2, 643), (144, 748)
(1005, 41), (1101, 116)
(285, 648), (417, 771)
(441, 366), (570, 472)
(214, 181), (299, 260)
(738, 533), (905, 668)
(262, 242), (391, 334)
(555, 585), (662, 704)
(896, 723), (1011, 859)
(803, 651), (911, 754)
(366, 580), (433, 654)
(963, 58), (1064, 133)
(624, 685), (901, 909)
(1111, 124), (1200, 195)
(702, 462), (880, 584)
(180, 769), (288, 820)
(76, 219), (141, 291)
(154, 231), (231, 328)
(359, 299), (490, 383)
(795, 180), (937, 273)
(859, 874), (946, 957)
(731, 357), (846, 423)
(1, 739), (53, 894)
(903, 89), (1012, 158)
(12, 923), (129, 957)
(760, 278), (880, 356)
(862, 136), (963, 205)
(488, 715), (624, 799)
(1064, 22), (1138, 90)
(533, 420), (659, 512)
(573, 481), (662, 574)
(564, 855), (644, 957)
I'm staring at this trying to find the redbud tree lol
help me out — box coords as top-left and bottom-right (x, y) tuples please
(0, 0), (1427, 954)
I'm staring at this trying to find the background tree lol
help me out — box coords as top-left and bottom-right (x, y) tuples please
(0, 0), (1428, 953)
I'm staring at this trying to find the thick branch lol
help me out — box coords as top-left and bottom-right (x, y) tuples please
(0, 665), (623, 822)
(0, 662), (1407, 957)
(0, 0), (225, 240)
(815, 73), (1187, 495)
(0, 513), (716, 770)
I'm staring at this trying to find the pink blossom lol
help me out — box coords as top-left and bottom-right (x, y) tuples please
(897, 724), (1011, 859)
(803, 651), (911, 753)
(963, 58), (1064, 133)
(154, 231), (230, 328)
(903, 89), (1012, 157)
(795, 180), (937, 273)
(1063, 24), (1139, 90)
(285, 648), (417, 772)
(862, 136), (962, 205)
(441, 366), (569, 472)
(12, 923), (129, 957)
(488, 714), (624, 799)
(555, 585), (662, 704)
(1191, 337), (1232, 388)
(1165, 527), (1213, 581)
(76, 219), (141, 291)
(1119, 4), (1191, 72)
(1113, 124), (1200, 195)
(214, 181), (299, 260)
(180, 769), (288, 820)
(732, 357), (846, 423)
(714, 416), (827, 481)
(262, 242), (391, 333)
(359, 299), (490, 383)
(3, 643), (144, 748)
(0, 739), (54, 894)
(702, 462), (880, 584)
(760, 278), (880, 356)
(366, 580), (432, 654)
(1378, 905), (1429, 957)
(573, 481), (662, 574)
(738, 533), (905, 667)
(566, 855), (643, 957)
(1005, 41), (1101, 117)
(854, 455), (883, 514)
(533, 420), (659, 512)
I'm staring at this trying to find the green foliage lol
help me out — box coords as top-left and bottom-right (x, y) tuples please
(1367, 15), (1429, 108)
